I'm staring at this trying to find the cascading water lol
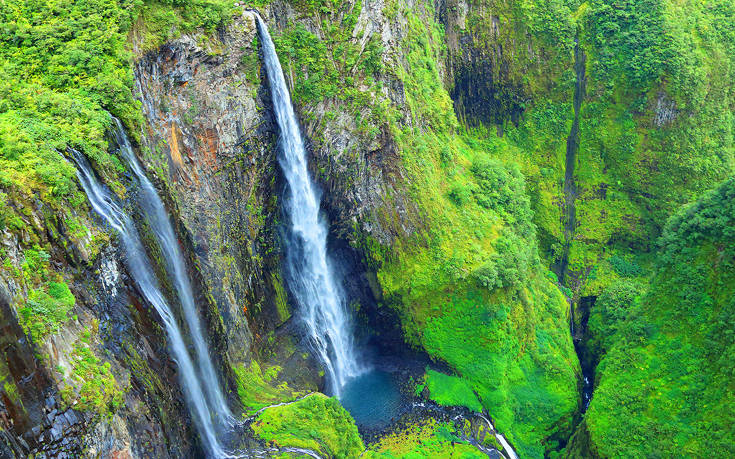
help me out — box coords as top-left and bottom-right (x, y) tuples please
(255, 14), (362, 396)
(111, 119), (233, 424)
(72, 152), (228, 458)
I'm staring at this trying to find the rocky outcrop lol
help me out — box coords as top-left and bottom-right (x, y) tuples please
(0, 0), (583, 456)
(134, 13), (276, 371)
(0, 159), (198, 457)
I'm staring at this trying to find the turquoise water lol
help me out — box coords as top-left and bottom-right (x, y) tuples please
(340, 370), (403, 428)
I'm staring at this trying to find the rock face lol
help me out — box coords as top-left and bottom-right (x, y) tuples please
(1, 1), (577, 457)
(0, 149), (197, 457)
(131, 0), (431, 372)
(134, 12), (276, 372)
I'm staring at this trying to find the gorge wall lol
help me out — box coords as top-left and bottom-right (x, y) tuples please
(1, 0), (733, 458)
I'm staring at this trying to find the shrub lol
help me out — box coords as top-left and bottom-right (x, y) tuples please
(470, 158), (534, 235)
(426, 369), (483, 412)
(448, 182), (473, 206)
(18, 281), (75, 341)
(60, 340), (123, 417)
(252, 393), (364, 457)
(609, 255), (643, 277)
(473, 263), (499, 289)
(474, 231), (537, 291)
(584, 280), (644, 368)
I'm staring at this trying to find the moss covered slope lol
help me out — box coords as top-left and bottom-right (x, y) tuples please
(577, 178), (735, 457)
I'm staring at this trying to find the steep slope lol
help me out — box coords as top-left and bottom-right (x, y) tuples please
(2, 0), (733, 457)
(439, 0), (735, 300)
(252, 1), (581, 456)
(567, 177), (735, 457)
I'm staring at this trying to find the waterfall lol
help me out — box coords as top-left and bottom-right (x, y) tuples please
(255, 15), (362, 396)
(72, 152), (228, 458)
(111, 119), (233, 424)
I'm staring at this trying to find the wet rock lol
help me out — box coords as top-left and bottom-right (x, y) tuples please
(50, 425), (62, 441)
(44, 396), (55, 412)
(171, 67), (194, 85)
(62, 410), (77, 426)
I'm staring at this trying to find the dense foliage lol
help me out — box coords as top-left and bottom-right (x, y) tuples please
(0, 0), (133, 214)
(252, 393), (365, 457)
(581, 178), (735, 457)
(581, 280), (643, 370)
(355, 4), (580, 457)
(1, 0), (733, 456)
(0, 0), (235, 220)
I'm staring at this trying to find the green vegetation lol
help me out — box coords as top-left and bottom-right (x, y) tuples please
(1, 0), (733, 456)
(425, 370), (482, 412)
(365, 419), (485, 458)
(9, 245), (77, 342)
(0, 0), (135, 210)
(271, 0), (384, 141)
(269, 272), (291, 324)
(446, 0), (735, 304)
(252, 393), (364, 457)
(582, 280), (644, 370)
(3, 382), (21, 407)
(131, 0), (236, 54)
(0, 0), (236, 241)
(314, 3), (580, 457)
(60, 337), (124, 417)
(18, 281), (75, 341)
(234, 359), (302, 415)
(579, 178), (735, 457)
(567, 0), (734, 295)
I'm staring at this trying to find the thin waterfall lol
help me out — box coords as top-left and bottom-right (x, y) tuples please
(255, 14), (362, 396)
(71, 152), (228, 458)
(111, 118), (233, 424)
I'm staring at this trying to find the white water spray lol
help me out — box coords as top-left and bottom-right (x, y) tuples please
(72, 152), (228, 458)
(255, 14), (362, 396)
(111, 119), (234, 425)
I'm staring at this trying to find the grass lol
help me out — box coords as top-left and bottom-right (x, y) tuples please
(365, 419), (485, 458)
(234, 359), (302, 415)
(425, 370), (482, 412)
(252, 393), (364, 457)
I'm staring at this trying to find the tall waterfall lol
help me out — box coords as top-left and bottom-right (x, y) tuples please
(111, 119), (233, 424)
(255, 15), (362, 396)
(72, 152), (228, 458)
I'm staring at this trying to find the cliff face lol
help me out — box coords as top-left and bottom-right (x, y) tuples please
(1, 1), (579, 457)
(0, 136), (199, 457)
(3, 0), (731, 457)
(130, 0), (422, 385)
(134, 15), (274, 372)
